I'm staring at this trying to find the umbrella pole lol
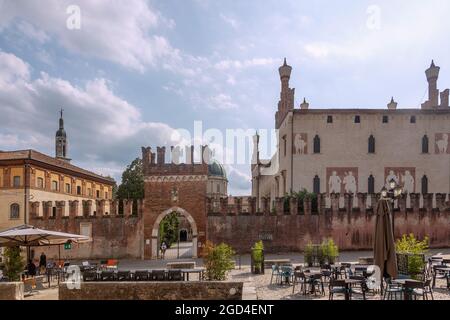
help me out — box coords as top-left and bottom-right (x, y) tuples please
(58, 244), (61, 285)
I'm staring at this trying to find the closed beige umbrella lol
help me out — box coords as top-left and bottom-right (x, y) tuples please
(374, 199), (398, 280)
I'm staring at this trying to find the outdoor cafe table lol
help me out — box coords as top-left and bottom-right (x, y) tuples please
(343, 278), (363, 300)
(181, 268), (205, 281)
(391, 279), (422, 300)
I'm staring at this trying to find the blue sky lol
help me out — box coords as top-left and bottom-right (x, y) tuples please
(1, 0), (450, 195)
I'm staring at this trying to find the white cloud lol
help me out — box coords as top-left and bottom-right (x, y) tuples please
(220, 13), (239, 29)
(214, 58), (276, 71)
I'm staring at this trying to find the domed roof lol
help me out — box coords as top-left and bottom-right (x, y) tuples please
(208, 160), (227, 179)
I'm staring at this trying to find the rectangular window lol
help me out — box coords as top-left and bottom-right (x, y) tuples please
(80, 222), (92, 238)
(51, 180), (58, 191)
(96, 190), (100, 198)
(37, 177), (44, 189)
(52, 206), (56, 218)
(354, 115), (361, 123)
(410, 116), (416, 124)
(327, 115), (333, 123)
(65, 183), (71, 194)
(77, 186), (82, 195)
(105, 192), (108, 199)
(282, 135), (287, 157)
(13, 176), (21, 187)
(382, 115), (389, 123)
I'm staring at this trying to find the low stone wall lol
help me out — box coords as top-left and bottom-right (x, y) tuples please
(0, 282), (24, 300)
(59, 281), (243, 300)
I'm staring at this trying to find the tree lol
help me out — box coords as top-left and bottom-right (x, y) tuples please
(4, 247), (25, 281)
(202, 241), (235, 281)
(159, 211), (180, 247)
(116, 158), (144, 200)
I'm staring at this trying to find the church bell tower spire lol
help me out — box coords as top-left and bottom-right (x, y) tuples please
(55, 108), (70, 162)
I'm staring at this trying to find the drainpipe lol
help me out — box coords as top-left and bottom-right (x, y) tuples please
(290, 111), (294, 193)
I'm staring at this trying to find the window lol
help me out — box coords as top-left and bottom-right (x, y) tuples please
(216, 184), (220, 193)
(105, 192), (108, 199)
(282, 135), (287, 157)
(410, 116), (416, 124)
(52, 207), (57, 218)
(88, 188), (92, 197)
(421, 175), (428, 194)
(327, 115), (333, 123)
(354, 115), (361, 123)
(77, 186), (82, 195)
(51, 180), (58, 191)
(382, 115), (389, 123)
(10, 203), (20, 219)
(65, 183), (71, 194)
(368, 175), (375, 194)
(313, 175), (320, 194)
(13, 176), (21, 187)
(37, 177), (44, 189)
(422, 135), (429, 154)
(313, 135), (321, 154)
(368, 135), (376, 154)
(96, 190), (100, 198)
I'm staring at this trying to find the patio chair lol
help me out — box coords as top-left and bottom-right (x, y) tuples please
(348, 275), (367, 300)
(152, 270), (166, 281)
(321, 270), (332, 284)
(404, 280), (432, 300)
(383, 278), (403, 300)
(329, 279), (347, 300)
(100, 270), (116, 281)
(270, 265), (281, 285)
(309, 273), (325, 295)
(117, 271), (131, 281)
(292, 271), (308, 295)
(338, 263), (351, 279)
(134, 270), (149, 281)
(432, 265), (447, 288)
(168, 270), (182, 281)
(82, 270), (98, 282)
(279, 266), (294, 285)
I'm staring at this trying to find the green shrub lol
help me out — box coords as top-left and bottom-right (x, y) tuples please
(159, 211), (180, 247)
(321, 238), (339, 264)
(252, 241), (264, 273)
(4, 247), (25, 281)
(396, 234), (429, 280)
(203, 241), (236, 281)
(304, 242), (314, 267)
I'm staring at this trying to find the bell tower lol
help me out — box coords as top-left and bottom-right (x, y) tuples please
(55, 109), (70, 162)
(275, 58), (295, 128)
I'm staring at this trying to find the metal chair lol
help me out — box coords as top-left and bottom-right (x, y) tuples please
(100, 270), (116, 281)
(82, 270), (98, 282)
(152, 270), (166, 281)
(348, 276), (367, 300)
(383, 278), (403, 300)
(168, 270), (182, 281)
(134, 270), (149, 281)
(329, 279), (347, 300)
(292, 271), (308, 295)
(270, 265), (281, 285)
(117, 271), (131, 281)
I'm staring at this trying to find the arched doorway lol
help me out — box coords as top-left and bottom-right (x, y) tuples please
(151, 207), (198, 259)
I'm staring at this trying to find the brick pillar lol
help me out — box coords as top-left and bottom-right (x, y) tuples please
(344, 193), (353, 214)
(69, 201), (76, 219)
(357, 193), (367, 214)
(99, 200), (106, 216)
(290, 197), (298, 215)
(261, 197), (269, 215)
(84, 200), (92, 217)
(56, 201), (64, 219)
(317, 193), (326, 215)
(220, 197), (228, 215)
(330, 193), (340, 214)
(398, 193), (407, 214)
(235, 197), (242, 214)
(248, 197), (256, 215)
(303, 197), (312, 216)
(30, 202), (38, 219)
(275, 197), (283, 216)
(435, 193), (446, 212)
(423, 194), (433, 214)
(409, 193), (420, 213)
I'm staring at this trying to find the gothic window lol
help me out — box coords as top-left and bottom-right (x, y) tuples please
(368, 135), (376, 154)
(382, 115), (389, 123)
(13, 176), (21, 187)
(327, 115), (333, 123)
(313, 175), (320, 194)
(10, 203), (19, 219)
(313, 135), (321, 154)
(410, 116), (416, 124)
(354, 115), (361, 123)
(368, 175), (375, 194)
(37, 177), (44, 189)
(422, 135), (429, 154)
(51, 180), (58, 191)
(421, 175), (428, 194)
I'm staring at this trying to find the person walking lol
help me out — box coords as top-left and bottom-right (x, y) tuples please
(160, 241), (168, 259)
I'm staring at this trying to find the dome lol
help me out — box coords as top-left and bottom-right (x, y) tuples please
(208, 160), (227, 179)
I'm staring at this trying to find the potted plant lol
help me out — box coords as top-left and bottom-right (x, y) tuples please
(252, 241), (264, 274)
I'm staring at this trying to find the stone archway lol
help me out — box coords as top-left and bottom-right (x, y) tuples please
(151, 206), (198, 259)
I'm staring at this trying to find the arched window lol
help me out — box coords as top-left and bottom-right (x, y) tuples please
(421, 175), (428, 194)
(37, 177), (44, 189)
(422, 135), (429, 154)
(313, 175), (320, 194)
(410, 116), (416, 124)
(10, 203), (20, 219)
(368, 135), (375, 154)
(313, 135), (321, 154)
(368, 175), (375, 194)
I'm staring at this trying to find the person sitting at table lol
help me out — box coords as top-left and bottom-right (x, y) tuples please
(39, 252), (47, 275)
(27, 259), (37, 277)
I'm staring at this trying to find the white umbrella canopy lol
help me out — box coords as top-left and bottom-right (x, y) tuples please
(0, 224), (90, 247)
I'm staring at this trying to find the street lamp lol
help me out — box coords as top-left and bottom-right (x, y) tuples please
(380, 179), (404, 234)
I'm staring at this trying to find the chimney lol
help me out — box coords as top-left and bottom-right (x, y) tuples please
(387, 97), (398, 110)
(141, 147), (151, 167)
(156, 147), (166, 165)
(300, 98), (309, 110)
(440, 89), (449, 108)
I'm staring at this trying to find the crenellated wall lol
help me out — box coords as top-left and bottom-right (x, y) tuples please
(207, 193), (450, 253)
(29, 199), (144, 260)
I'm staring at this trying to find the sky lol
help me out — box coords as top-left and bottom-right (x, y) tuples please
(0, 0), (450, 195)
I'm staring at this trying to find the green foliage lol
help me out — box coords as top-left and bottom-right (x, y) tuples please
(292, 189), (317, 201)
(304, 242), (314, 267)
(4, 247), (25, 281)
(321, 238), (339, 264)
(252, 241), (264, 273)
(116, 158), (144, 200)
(396, 234), (429, 279)
(203, 241), (236, 281)
(159, 211), (180, 247)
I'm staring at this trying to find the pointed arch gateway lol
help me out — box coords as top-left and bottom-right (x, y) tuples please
(151, 206), (198, 259)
